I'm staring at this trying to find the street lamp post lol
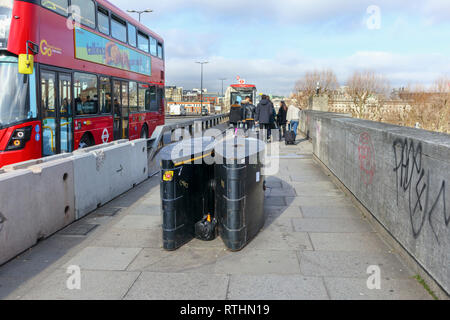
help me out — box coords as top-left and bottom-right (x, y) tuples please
(126, 9), (153, 22)
(196, 61), (208, 116)
(219, 78), (227, 97)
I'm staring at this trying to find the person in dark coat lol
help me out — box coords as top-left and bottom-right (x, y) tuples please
(268, 96), (276, 141)
(255, 95), (273, 140)
(229, 101), (242, 128)
(241, 96), (256, 130)
(277, 101), (288, 138)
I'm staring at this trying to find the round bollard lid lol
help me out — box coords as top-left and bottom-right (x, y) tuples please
(214, 136), (265, 161)
(160, 136), (215, 165)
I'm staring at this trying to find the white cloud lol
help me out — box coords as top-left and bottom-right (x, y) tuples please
(119, 0), (450, 25)
(112, 0), (450, 95)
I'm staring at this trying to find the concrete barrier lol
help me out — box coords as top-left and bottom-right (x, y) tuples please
(0, 138), (148, 264)
(72, 139), (147, 220)
(0, 158), (75, 265)
(0, 115), (229, 265)
(299, 110), (450, 295)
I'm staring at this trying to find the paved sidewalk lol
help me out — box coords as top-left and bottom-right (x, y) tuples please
(0, 136), (432, 300)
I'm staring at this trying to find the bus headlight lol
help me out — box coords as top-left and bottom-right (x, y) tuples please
(6, 126), (32, 151)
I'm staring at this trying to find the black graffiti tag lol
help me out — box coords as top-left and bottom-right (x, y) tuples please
(393, 139), (448, 243)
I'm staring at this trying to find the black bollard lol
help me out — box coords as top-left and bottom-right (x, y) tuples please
(160, 137), (215, 250)
(214, 136), (266, 251)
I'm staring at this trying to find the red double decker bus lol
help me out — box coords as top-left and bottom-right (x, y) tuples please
(0, 0), (165, 168)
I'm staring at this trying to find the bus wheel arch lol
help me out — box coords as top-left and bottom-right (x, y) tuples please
(140, 124), (149, 139)
(78, 132), (95, 149)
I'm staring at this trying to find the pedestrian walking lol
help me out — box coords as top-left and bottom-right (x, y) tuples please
(277, 101), (288, 138)
(255, 95), (273, 141)
(241, 96), (256, 130)
(286, 104), (300, 139)
(229, 101), (242, 129)
(268, 97), (277, 140)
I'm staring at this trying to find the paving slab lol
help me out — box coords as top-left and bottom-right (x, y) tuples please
(290, 173), (330, 182)
(263, 217), (294, 233)
(92, 228), (163, 248)
(286, 196), (350, 207)
(265, 180), (282, 188)
(128, 247), (228, 274)
(127, 204), (161, 216)
(309, 233), (392, 252)
(228, 275), (329, 300)
(245, 230), (313, 251)
(300, 205), (363, 219)
(214, 249), (301, 275)
(124, 272), (229, 300)
(264, 196), (287, 206)
(21, 270), (140, 300)
(114, 215), (162, 229)
(63, 247), (142, 271)
(323, 277), (433, 300)
(266, 187), (297, 197)
(265, 206), (303, 218)
(292, 217), (374, 233)
(298, 251), (413, 279)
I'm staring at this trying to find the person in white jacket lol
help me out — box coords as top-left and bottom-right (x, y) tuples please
(286, 105), (301, 138)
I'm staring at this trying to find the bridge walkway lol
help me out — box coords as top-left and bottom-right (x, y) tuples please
(0, 134), (432, 300)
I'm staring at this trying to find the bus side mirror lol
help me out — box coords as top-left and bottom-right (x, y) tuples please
(18, 54), (34, 74)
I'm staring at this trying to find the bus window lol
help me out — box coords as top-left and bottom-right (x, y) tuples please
(99, 77), (111, 114)
(150, 37), (157, 56)
(138, 84), (146, 112)
(41, 0), (68, 16)
(157, 43), (163, 59)
(138, 32), (149, 53)
(121, 81), (129, 118)
(129, 82), (138, 112)
(74, 72), (98, 115)
(128, 24), (137, 47)
(71, 0), (95, 29)
(97, 6), (109, 35)
(41, 71), (57, 156)
(111, 15), (127, 43)
(157, 87), (164, 112)
(148, 85), (157, 112)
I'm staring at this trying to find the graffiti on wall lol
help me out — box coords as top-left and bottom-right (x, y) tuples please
(393, 138), (448, 243)
(358, 132), (376, 185)
(315, 121), (321, 154)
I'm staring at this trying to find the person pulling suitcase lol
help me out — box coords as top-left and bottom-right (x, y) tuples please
(286, 104), (300, 145)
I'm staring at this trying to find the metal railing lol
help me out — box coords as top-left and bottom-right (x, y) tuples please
(146, 113), (230, 176)
(147, 113), (229, 161)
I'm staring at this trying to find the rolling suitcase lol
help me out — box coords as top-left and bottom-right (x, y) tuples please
(285, 130), (296, 145)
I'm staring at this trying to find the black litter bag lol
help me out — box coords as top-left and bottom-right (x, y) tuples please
(195, 214), (217, 241)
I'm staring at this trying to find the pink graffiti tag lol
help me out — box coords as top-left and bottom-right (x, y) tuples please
(358, 132), (376, 185)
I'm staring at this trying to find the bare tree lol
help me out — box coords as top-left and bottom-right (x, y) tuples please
(293, 69), (338, 109)
(346, 70), (390, 119)
(430, 76), (450, 133)
(386, 77), (449, 133)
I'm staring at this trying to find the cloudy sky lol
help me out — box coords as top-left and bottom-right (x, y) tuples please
(115, 0), (450, 96)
